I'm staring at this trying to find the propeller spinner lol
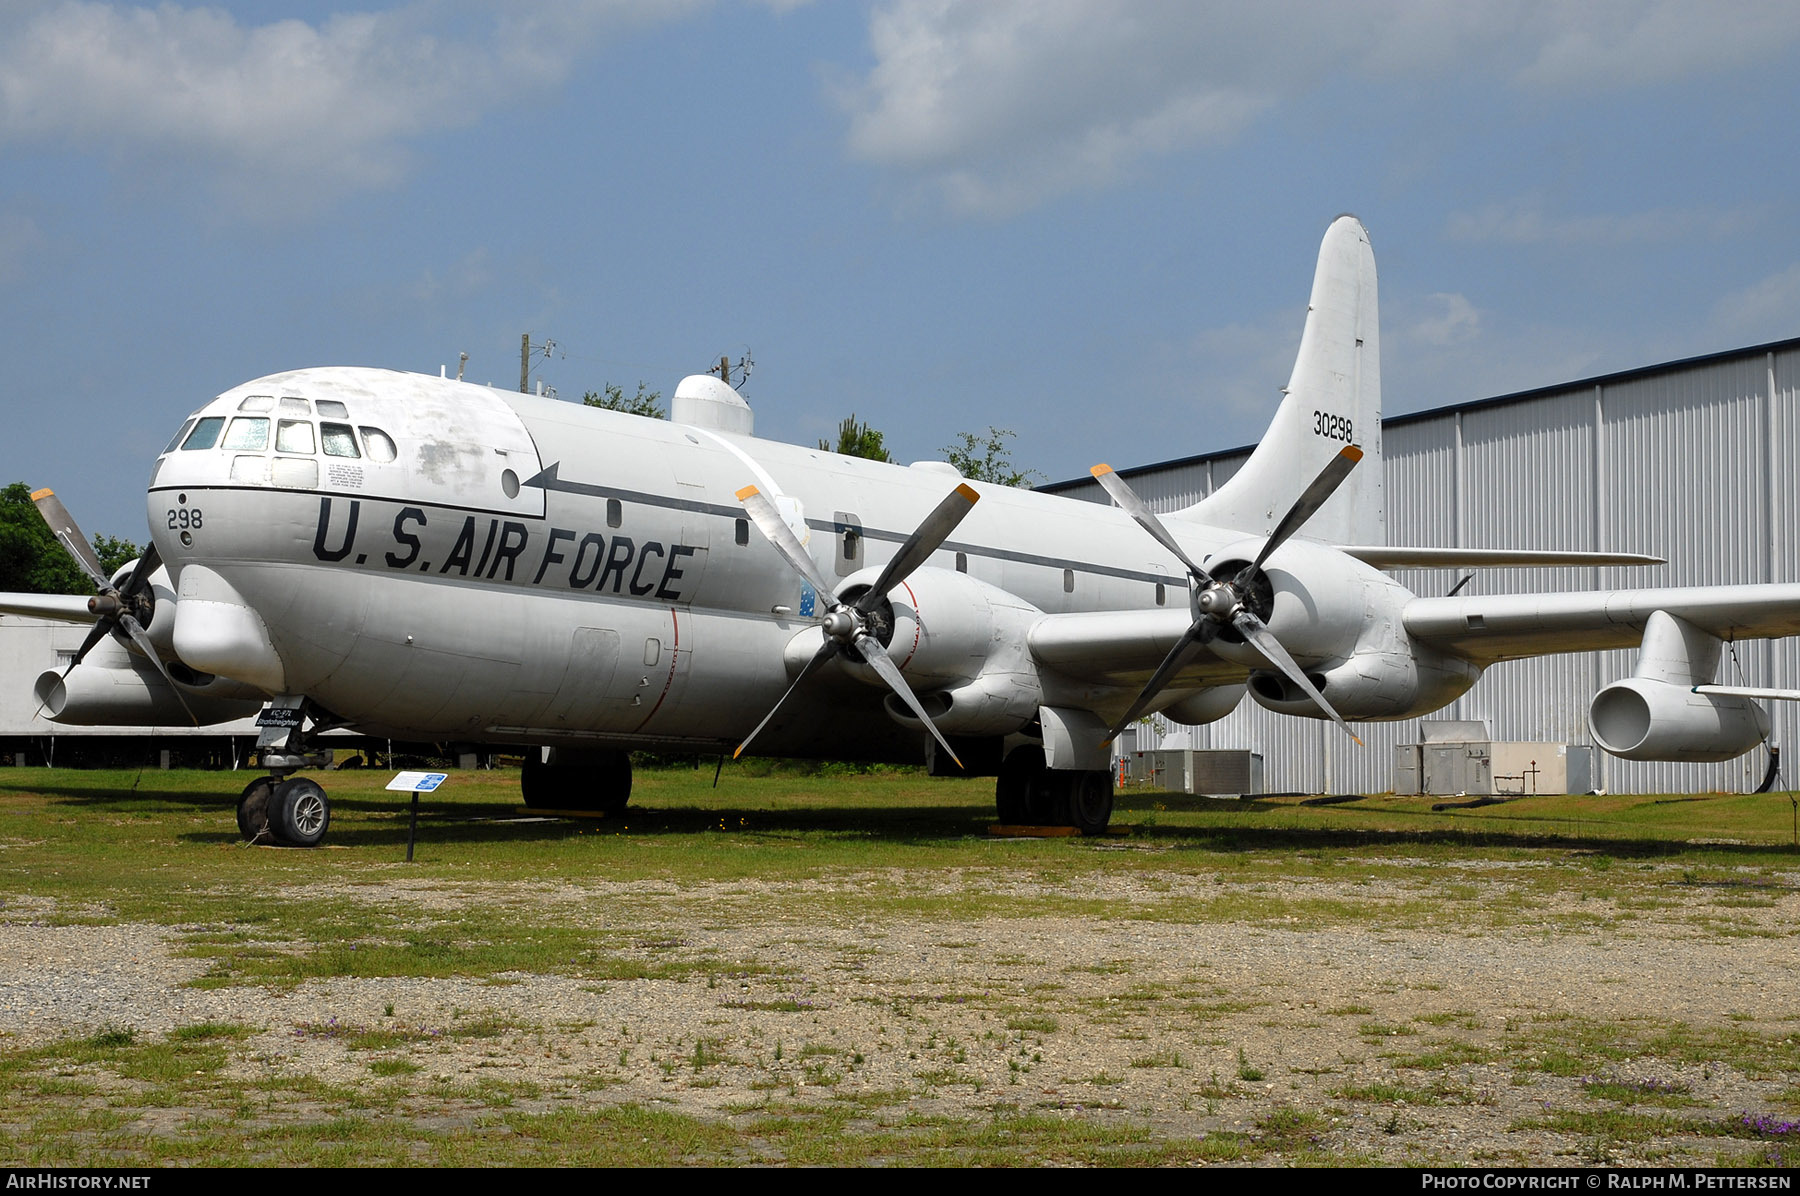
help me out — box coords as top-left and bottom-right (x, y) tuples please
(734, 482), (980, 767)
(31, 488), (195, 724)
(1091, 447), (1366, 745)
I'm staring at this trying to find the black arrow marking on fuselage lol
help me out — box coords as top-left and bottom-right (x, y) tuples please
(522, 461), (1190, 588)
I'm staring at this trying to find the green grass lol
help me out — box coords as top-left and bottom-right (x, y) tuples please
(3, 764), (1800, 1166)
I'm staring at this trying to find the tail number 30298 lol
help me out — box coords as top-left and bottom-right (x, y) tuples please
(1313, 410), (1353, 442)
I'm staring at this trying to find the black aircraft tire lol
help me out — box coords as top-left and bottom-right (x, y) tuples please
(269, 777), (330, 848)
(522, 752), (632, 816)
(1064, 770), (1115, 836)
(998, 746), (1057, 825)
(236, 777), (275, 841)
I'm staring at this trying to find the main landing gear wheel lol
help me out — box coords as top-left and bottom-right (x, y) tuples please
(269, 777), (330, 848)
(1057, 770), (1115, 837)
(236, 777), (275, 840)
(521, 750), (632, 816)
(996, 748), (1112, 833)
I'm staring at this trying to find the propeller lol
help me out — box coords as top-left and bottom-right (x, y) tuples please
(1091, 446), (1365, 745)
(734, 482), (980, 767)
(31, 488), (195, 723)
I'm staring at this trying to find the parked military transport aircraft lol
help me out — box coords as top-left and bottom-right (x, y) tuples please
(9, 215), (1800, 847)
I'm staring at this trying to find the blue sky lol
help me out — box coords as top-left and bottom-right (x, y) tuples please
(5, 0), (1800, 540)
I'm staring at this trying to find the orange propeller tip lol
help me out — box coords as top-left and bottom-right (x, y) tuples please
(735, 485), (760, 501)
(1090, 464), (1113, 477)
(30, 487), (53, 501)
(954, 483), (980, 503)
(1342, 446), (1364, 462)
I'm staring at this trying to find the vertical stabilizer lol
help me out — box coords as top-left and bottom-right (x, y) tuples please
(1186, 215), (1383, 544)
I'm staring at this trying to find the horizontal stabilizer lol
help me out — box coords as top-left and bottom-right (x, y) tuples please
(1341, 546), (1663, 569)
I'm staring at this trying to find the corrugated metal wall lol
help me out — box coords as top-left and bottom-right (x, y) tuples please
(1046, 339), (1800, 794)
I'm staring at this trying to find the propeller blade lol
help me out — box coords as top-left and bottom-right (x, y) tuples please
(118, 613), (196, 725)
(1234, 612), (1361, 745)
(860, 483), (980, 610)
(737, 485), (837, 600)
(31, 488), (109, 590)
(1102, 619), (1215, 744)
(733, 639), (839, 759)
(120, 541), (162, 602)
(1090, 465), (1215, 583)
(854, 633), (963, 770)
(1247, 445), (1363, 576)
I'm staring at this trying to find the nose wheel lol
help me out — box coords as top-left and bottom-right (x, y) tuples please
(237, 696), (343, 847)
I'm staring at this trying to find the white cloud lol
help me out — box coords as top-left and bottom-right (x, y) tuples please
(1403, 293), (1481, 348)
(839, 1), (1800, 217)
(1445, 197), (1756, 246)
(1708, 262), (1800, 346)
(0, 1), (696, 216)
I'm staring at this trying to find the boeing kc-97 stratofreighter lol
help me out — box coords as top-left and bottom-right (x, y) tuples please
(11, 215), (1800, 847)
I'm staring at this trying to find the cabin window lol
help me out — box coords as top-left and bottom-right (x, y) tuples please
(316, 400), (349, 419)
(237, 395), (274, 412)
(643, 638), (661, 667)
(162, 419), (196, 454)
(735, 518), (749, 547)
(359, 427), (397, 462)
(181, 417), (225, 450)
(607, 499), (622, 528)
(221, 417), (269, 451)
(1155, 582), (1166, 606)
(955, 552), (967, 573)
(1063, 568), (1075, 593)
(279, 396), (310, 416)
(270, 457), (318, 489)
(276, 420), (316, 454)
(320, 423), (360, 458)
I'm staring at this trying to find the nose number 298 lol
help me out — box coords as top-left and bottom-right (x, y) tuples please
(166, 507), (203, 531)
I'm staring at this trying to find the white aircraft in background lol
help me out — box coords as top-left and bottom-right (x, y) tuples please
(10, 215), (1800, 848)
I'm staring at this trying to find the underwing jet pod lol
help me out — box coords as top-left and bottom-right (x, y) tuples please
(13, 214), (1800, 846)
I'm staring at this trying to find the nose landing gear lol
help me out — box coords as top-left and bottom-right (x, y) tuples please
(237, 697), (344, 847)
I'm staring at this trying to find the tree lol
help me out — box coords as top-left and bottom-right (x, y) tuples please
(821, 414), (891, 462)
(0, 483), (142, 594)
(583, 382), (665, 418)
(941, 427), (1040, 488)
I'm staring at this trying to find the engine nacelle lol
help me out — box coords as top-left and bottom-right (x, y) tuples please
(1589, 678), (1768, 762)
(834, 566), (1045, 737)
(1247, 646), (1482, 722)
(1161, 684), (1246, 727)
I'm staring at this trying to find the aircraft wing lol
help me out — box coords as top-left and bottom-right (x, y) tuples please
(1404, 584), (1800, 665)
(1027, 607), (1247, 687)
(0, 593), (97, 624)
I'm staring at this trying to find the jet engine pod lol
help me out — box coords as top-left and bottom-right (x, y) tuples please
(1589, 677), (1769, 763)
(33, 658), (264, 726)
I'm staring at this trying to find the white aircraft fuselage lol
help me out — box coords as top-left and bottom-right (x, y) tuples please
(146, 365), (1458, 761)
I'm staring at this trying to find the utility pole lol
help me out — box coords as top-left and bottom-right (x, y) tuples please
(520, 334), (530, 393)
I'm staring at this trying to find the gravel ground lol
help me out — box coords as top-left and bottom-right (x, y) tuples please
(3, 862), (1798, 1166)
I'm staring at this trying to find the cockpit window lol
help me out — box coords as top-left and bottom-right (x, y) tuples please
(360, 426), (397, 462)
(237, 395), (274, 412)
(181, 417), (225, 450)
(276, 419), (316, 454)
(321, 423), (360, 458)
(279, 396), (310, 416)
(222, 417), (269, 451)
(163, 419), (196, 454)
(316, 400), (349, 419)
